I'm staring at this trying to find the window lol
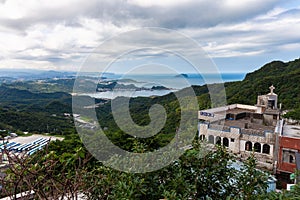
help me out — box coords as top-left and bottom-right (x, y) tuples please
(199, 135), (205, 141)
(290, 155), (295, 163)
(283, 150), (296, 164)
(254, 143), (261, 153)
(245, 141), (252, 151)
(216, 136), (221, 145)
(231, 138), (235, 142)
(208, 135), (214, 144)
(223, 137), (229, 147)
(262, 144), (270, 154)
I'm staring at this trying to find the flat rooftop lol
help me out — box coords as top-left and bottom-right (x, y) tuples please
(222, 118), (275, 132)
(9, 134), (63, 144)
(282, 125), (300, 138)
(214, 108), (276, 131)
(214, 108), (256, 115)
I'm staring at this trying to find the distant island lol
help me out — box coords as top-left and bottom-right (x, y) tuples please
(175, 73), (188, 78)
(151, 85), (169, 90)
(97, 81), (171, 92)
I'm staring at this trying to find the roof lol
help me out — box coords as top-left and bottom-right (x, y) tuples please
(215, 108), (256, 115)
(223, 118), (275, 132)
(282, 124), (300, 138)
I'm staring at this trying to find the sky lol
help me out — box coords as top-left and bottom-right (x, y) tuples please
(0, 0), (300, 74)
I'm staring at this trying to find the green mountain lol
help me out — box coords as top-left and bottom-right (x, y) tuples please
(0, 58), (299, 134)
(223, 58), (300, 109)
(0, 85), (71, 111)
(0, 85), (105, 134)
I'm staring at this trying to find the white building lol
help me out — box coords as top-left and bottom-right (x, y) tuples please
(198, 85), (281, 171)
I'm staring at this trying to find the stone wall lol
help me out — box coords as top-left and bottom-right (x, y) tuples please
(240, 151), (274, 171)
(198, 123), (276, 171)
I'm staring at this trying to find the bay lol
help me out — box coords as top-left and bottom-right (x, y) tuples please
(84, 73), (245, 99)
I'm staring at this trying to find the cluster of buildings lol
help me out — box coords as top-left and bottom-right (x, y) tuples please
(0, 135), (61, 164)
(0, 137), (49, 157)
(198, 85), (300, 188)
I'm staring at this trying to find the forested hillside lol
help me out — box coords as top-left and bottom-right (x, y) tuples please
(0, 58), (299, 134)
(95, 58), (300, 150)
(0, 86), (106, 134)
(1, 59), (300, 199)
(224, 58), (300, 109)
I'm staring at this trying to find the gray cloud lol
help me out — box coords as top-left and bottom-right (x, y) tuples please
(275, 8), (300, 17)
(0, 0), (281, 30)
(0, 0), (299, 72)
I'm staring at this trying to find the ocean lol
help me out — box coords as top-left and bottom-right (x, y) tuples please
(85, 73), (245, 99)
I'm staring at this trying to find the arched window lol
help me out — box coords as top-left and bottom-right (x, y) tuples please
(216, 136), (221, 145)
(289, 155), (295, 163)
(199, 135), (205, 141)
(208, 135), (214, 144)
(223, 137), (229, 147)
(262, 144), (270, 154)
(245, 141), (252, 151)
(254, 143), (261, 153)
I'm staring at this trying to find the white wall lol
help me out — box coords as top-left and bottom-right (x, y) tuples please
(199, 104), (259, 121)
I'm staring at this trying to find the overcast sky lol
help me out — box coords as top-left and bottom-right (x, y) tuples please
(0, 0), (300, 74)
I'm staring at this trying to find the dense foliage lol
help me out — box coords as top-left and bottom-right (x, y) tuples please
(0, 86), (106, 134)
(95, 94), (182, 151)
(1, 58), (300, 198)
(283, 107), (300, 120)
(224, 59), (300, 109)
(0, 108), (74, 134)
(1, 138), (271, 199)
(1, 58), (300, 134)
(0, 84), (73, 136)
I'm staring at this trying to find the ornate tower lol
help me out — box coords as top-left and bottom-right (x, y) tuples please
(267, 85), (278, 109)
(256, 85), (278, 113)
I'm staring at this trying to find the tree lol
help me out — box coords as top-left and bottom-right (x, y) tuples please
(0, 129), (8, 145)
(0, 138), (272, 199)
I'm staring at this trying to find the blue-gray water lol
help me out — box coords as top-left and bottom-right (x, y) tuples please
(86, 73), (245, 99)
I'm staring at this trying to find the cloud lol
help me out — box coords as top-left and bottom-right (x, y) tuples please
(0, 0), (299, 72)
(0, 0), (280, 30)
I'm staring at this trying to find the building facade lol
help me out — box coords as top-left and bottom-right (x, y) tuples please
(198, 85), (280, 171)
(275, 122), (300, 188)
(198, 85), (300, 188)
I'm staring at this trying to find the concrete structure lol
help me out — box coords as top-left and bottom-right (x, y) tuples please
(257, 85), (278, 110)
(276, 122), (300, 188)
(198, 85), (281, 171)
(198, 85), (300, 188)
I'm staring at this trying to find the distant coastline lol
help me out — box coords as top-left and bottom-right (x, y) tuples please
(82, 72), (245, 99)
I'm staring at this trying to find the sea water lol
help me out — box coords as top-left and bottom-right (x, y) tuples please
(85, 73), (245, 99)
